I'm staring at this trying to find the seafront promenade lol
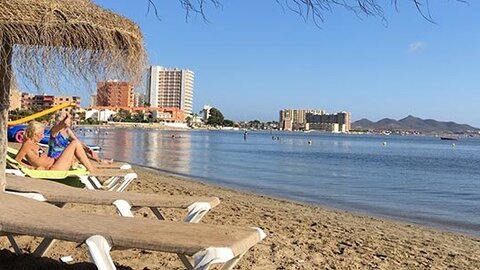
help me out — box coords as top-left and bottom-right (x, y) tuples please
(1, 166), (478, 269)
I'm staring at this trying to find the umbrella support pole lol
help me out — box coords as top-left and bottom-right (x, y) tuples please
(0, 41), (13, 192)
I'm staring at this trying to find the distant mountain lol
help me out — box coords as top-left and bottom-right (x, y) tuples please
(352, 115), (480, 133)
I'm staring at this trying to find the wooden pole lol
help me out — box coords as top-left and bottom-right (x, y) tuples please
(0, 41), (13, 192)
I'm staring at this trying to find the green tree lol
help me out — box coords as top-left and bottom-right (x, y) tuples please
(207, 107), (224, 126)
(223, 119), (235, 127)
(115, 109), (132, 122)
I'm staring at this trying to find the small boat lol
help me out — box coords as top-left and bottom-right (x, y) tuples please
(440, 137), (457, 141)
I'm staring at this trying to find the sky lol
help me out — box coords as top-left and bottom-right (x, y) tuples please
(81, 1), (480, 126)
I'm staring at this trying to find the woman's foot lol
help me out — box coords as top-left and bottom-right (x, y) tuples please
(97, 158), (114, 165)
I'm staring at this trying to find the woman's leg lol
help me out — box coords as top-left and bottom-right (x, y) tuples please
(51, 140), (98, 172)
(49, 141), (78, 171)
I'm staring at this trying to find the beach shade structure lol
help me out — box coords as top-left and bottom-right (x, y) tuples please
(0, 0), (146, 191)
(0, 192), (266, 270)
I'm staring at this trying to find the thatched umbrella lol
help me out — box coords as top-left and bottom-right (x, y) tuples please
(0, 0), (146, 190)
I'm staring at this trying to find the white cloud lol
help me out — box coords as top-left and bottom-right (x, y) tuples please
(408, 41), (428, 53)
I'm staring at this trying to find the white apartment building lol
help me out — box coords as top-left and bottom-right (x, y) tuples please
(147, 66), (194, 116)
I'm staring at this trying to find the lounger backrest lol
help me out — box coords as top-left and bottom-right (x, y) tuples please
(0, 192), (262, 257)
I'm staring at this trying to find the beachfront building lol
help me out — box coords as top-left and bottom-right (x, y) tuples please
(279, 109), (325, 131)
(133, 92), (146, 107)
(202, 105), (212, 122)
(20, 93), (80, 113)
(146, 66), (194, 119)
(87, 106), (185, 123)
(90, 94), (97, 107)
(96, 80), (134, 107)
(306, 111), (351, 133)
(53, 95), (81, 113)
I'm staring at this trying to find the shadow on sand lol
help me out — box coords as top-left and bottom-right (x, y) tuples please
(0, 249), (133, 270)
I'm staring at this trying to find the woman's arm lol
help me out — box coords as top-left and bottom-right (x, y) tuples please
(66, 128), (97, 159)
(66, 128), (90, 152)
(50, 114), (69, 136)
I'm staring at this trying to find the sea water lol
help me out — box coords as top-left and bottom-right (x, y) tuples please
(79, 128), (480, 237)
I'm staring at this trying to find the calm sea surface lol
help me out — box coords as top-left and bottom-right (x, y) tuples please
(79, 128), (480, 237)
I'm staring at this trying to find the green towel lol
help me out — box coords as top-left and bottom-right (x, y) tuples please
(20, 166), (89, 179)
(7, 146), (90, 179)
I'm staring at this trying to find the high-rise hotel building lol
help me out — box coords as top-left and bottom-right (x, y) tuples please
(96, 80), (134, 107)
(147, 66), (194, 117)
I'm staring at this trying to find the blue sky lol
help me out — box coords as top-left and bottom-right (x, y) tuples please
(89, 1), (479, 126)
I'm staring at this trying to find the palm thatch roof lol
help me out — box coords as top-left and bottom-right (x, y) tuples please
(0, 0), (146, 90)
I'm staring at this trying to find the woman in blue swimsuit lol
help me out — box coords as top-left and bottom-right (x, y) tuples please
(48, 112), (112, 164)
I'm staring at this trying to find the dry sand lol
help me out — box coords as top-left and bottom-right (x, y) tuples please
(1, 166), (479, 269)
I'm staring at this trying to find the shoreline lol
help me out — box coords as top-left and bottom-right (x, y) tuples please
(1, 166), (479, 269)
(117, 163), (480, 239)
(77, 124), (480, 140)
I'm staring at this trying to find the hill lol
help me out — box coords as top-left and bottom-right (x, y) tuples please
(352, 115), (480, 134)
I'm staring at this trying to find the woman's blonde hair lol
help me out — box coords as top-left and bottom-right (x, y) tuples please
(24, 121), (44, 141)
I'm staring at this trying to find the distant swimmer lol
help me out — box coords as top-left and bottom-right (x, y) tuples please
(308, 140), (312, 145)
(382, 142), (387, 147)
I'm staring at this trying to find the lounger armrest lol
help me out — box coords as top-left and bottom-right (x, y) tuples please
(185, 202), (213, 223)
(253, 227), (267, 240)
(193, 247), (235, 269)
(120, 164), (131, 170)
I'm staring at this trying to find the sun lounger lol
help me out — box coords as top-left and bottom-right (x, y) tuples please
(6, 147), (137, 192)
(6, 174), (220, 223)
(0, 192), (266, 270)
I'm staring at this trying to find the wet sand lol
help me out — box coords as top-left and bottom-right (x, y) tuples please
(1, 166), (479, 269)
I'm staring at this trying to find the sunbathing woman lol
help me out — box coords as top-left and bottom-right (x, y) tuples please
(48, 112), (112, 164)
(15, 121), (97, 173)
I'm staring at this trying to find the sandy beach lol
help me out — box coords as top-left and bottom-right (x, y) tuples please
(1, 166), (479, 269)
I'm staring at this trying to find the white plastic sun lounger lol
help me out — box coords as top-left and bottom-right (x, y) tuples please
(6, 146), (137, 192)
(6, 174), (220, 223)
(0, 192), (266, 270)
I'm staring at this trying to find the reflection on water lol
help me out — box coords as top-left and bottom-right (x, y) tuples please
(79, 128), (480, 237)
(84, 128), (192, 175)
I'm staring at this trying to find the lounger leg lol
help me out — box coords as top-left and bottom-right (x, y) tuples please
(149, 207), (166, 220)
(179, 255), (194, 270)
(218, 252), (246, 270)
(79, 176), (99, 190)
(6, 235), (23, 255)
(85, 235), (116, 270)
(33, 238), (56, 257)
(104, 176), (120, 190)
(115, 173), (137, 192)
(192, 247), (235, 270)
(112, 200), (134, 217)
